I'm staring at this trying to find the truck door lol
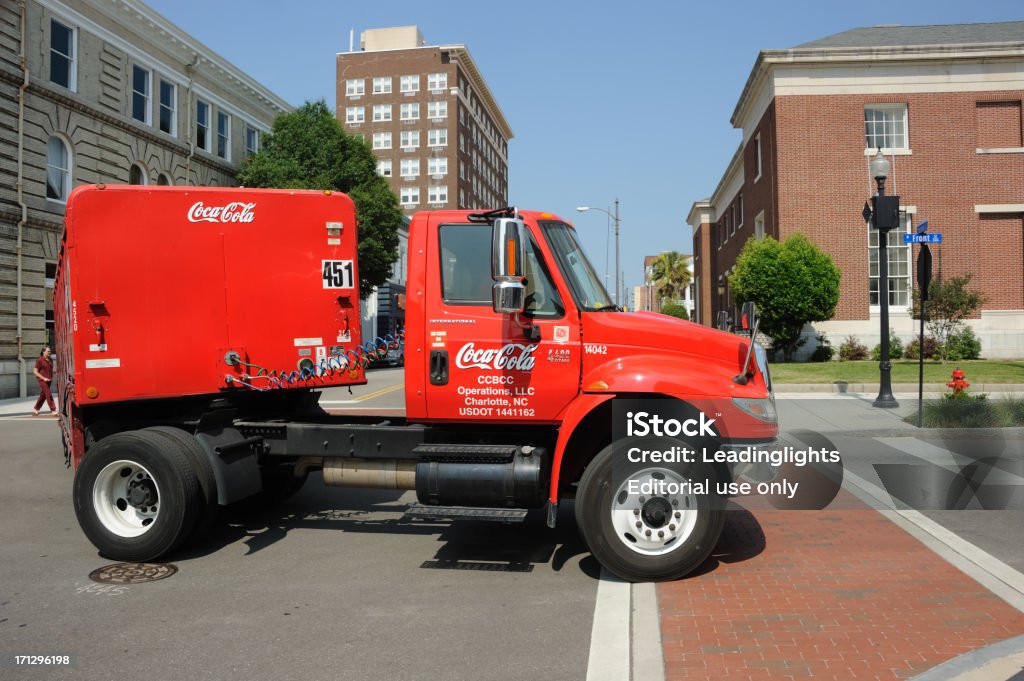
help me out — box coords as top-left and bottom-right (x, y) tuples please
(423, 219), (580, 423)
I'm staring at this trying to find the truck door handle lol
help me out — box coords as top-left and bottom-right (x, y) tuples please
(429, 350), (449, 386)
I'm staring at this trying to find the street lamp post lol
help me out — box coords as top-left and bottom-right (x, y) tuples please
(865, 149), (900, 409)
(576, 200), (621, 306)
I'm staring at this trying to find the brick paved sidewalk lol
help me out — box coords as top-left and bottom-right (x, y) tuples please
(658, 492), (1024, 681)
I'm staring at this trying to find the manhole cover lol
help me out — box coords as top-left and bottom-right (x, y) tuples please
(88, 562), (178, 584)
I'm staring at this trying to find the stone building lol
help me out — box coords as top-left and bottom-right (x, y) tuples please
(0, 0), (289, 398)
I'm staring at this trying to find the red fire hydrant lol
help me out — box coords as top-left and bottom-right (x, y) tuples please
(947, 367), (970, 395)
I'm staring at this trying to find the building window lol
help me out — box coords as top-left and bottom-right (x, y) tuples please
(730, 205), (736, 236)
(400, 75), (419, 93)
(346, 79), (364, 96)
(753, 133), (762, 181)
(157, 173), (171, 186)
(196, 100), (210, 151)
(429, 185), (448, 204)
(373, 77), (392, 94)
(246, 126), (259, 155)
(427, 72), (448, 91)
(46, 135), (71, 202)
(216, 111), (230, 160)
(377, 159), (392, 177)
(49, 19), (75, 90)
(428, 101), (448, 119)
(373, 104), (392, 122)
(129, 163), (147, 185)
(737, 194), (744, 228)
(428, 158), (447, 176)
(159, 80), (176, 135)
(754, 211), (765, 239)
(400, 103), (419, 121)
(400, 187), (419, 205)
(131, 65), (151, 124)
(400, 158), (419, 178)
(869, 212), (911, 309)
(372, 132), (392, 150)
(346, 106), (365, 124)
(428, 129), (447, 147)
(865, 104), (908, 151)
(400, 130), (419, 149)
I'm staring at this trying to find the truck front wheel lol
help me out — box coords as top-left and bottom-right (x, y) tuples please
(575, 441), (724, 582)
(73, 431), (201, 562)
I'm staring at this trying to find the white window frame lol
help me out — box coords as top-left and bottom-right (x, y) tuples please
(373, 104), (392, 122)
(49, 18), (76, 91)
(428, 101), (448, 120)
(400, 75), (419, 93)
(737, 194), (744, 228)
(159, 79), (176, 137)
(196, 99), (211, 152)
(216, 110), (231, 161)
(346, 78), (365, 97)
(400, 130), (420, 150)
(346, 106), (365, 124)
(868, 209), (913, 312)
(400, 103), (420, 121)
(428, 185), (448, 204)
(131, 64), (151, 125)
(245, 126), (259, 155)
(754, 210), (765, 239)
(377, 159), (392, 177)
(400, 186), (419, 205)
(372, 77), (392, 94)
(427, 72), (447, 91)
(428, 158), (448, 176)
(372, 132), (392, 150)
(46, 134), (72, 203)
(753, 133), (762, 182)
(864, 104), (909, 153)
(428, 129), (447, 148)
(400, 158), (419, 178)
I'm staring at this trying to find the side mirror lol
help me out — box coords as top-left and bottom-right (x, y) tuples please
(740, 302), (759, 332)
(491, 217), (526, 314)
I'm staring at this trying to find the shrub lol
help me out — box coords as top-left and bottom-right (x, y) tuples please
(946, 326), (981, 361)
(659, 303), (689, 321)
(916, 393), (999, 428)
(809, 334), (834, 362)
(870, 329), (904, 361)
(905, 336), (944, 360)
(838, 335), (869, 361)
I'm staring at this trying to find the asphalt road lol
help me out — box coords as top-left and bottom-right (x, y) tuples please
(0, 369), (599, 681)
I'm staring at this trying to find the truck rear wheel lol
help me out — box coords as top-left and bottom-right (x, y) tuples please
(575, 441), (724, 582)
(73, 430), (202, 562)
(143, 426), (219, 540)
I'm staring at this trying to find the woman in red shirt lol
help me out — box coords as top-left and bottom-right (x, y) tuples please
(33, 346), (57, 416)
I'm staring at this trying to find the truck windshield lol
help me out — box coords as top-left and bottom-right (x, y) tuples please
(539, 221), (616, 311)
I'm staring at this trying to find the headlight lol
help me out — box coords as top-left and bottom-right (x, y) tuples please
(732, 397), (777, 423)
(753, 342), (772, 393)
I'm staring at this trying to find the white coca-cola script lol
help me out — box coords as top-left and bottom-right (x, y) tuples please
(187, 201), (256, 223)
(455, 342), (537, 371)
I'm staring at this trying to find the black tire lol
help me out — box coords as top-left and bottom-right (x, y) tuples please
(73, 430), (202, 562)
(143, 427), (220, 539)
(575, 440), (725, 582)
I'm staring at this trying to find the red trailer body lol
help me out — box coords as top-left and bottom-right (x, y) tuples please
(55, 185), (365, 413)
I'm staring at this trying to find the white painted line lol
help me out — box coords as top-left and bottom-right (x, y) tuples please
(631, 581), (665, 681)
(586, 569), (630, 681)
(842, 468), (1024, 612)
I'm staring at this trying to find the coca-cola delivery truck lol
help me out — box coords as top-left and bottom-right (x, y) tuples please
(55, 185), (777, 581)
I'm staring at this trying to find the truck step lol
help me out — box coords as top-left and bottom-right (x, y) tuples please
(412, 444), (519, 462)
(403, 505), (529, 523)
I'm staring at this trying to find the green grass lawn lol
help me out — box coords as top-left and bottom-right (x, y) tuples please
(769, 359), (1024, 384)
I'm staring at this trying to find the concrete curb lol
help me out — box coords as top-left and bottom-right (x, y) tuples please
(907, 633), (1024, 681)
(774, 383), (1024, 394)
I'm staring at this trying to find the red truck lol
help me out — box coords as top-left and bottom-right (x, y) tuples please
(55, 185), (777, 582)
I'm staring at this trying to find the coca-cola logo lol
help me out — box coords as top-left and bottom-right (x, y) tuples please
(455, 342), (537, 371)
(187, 201), (256, 223)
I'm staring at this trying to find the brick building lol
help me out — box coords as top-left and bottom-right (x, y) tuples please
(688, 22), (1024, 358)
(336, 26), (512, 215)
(0, 0), (289, 398)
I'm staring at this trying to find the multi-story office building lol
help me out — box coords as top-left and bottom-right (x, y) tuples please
(336, 26), (513, 215)
(0, 0), (290, 398)
(688, 22), (1024, 357)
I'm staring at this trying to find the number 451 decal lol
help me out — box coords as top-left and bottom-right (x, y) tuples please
(322, 260), (354, 289)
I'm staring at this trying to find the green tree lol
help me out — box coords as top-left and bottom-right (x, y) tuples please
(911, 275), (986, 360)
(649, 251), (692, 311)
(729, 233), (840, 361)
(238, 100), (402, 298)
(659, 302), (689, 321)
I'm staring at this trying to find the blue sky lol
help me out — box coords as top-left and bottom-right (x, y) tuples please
(146, 0), (1022, 301)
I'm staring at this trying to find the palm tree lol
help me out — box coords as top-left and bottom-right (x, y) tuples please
(649, 251), (692, 311)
